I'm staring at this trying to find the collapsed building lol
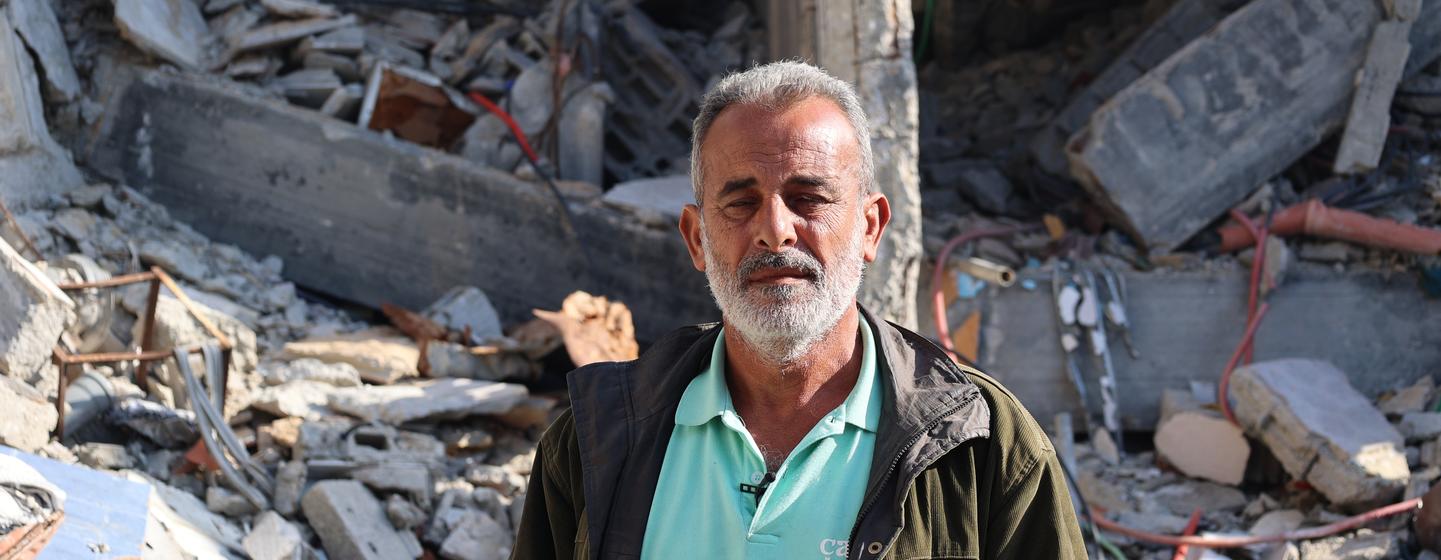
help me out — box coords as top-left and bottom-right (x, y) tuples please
(0, 0), (1440, 558)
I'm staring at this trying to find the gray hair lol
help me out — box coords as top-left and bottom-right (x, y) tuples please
(689, 61), (874, 205)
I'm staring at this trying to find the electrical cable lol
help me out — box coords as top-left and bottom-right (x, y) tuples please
(467, 90), (595, 278)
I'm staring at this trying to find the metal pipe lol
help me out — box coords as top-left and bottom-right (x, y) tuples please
(61, 369), (115, 440)
(55, 271), (157, 290)
(953, 257), (1017, 287)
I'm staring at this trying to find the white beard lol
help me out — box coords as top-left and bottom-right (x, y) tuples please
(701, 217), (866, 365)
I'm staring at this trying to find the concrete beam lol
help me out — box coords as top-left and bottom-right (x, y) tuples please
(977, 265), (1441, 429)
(1065, 0), (1441, 252)
(86, 70), (717, 343)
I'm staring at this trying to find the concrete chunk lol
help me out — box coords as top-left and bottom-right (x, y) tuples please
(424, 286), (503, 344)
(327, 378), (527, 424)
(249, 380), (337, 420)
(280, 327), (419, 384)
(440, 512), (511, 560)
(0, 238), (75, 378)
(1153, 389), (1250, 485)
(1379, 376), (1434, 417)
(301, 480), (416, 560)
(1229, 359), (1409, 508)
(7, 0), (80, 101)
(1401, 412), (1441, 442)
(113, 0), (212, 70)
(242, 511), (307, 560)
(0, 375), (56, 451)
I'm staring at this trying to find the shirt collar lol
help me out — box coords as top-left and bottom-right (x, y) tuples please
(673, 315), (882, 433)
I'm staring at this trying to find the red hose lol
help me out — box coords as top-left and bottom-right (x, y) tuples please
(1218, 199), (1441, 255)
(930, 224), (1043, 354)
(1218, 302), (1269, 426)
(1171, 509), (1202, 560)
(1092, 497), (1422, 548)
(466, 91), (542, 165)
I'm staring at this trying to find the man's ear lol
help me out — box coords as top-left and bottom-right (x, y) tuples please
(679, 204), (707, 272)
(862, 191), (890, 263)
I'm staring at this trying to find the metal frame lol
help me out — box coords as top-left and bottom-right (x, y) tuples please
(49, 267), (232, 438)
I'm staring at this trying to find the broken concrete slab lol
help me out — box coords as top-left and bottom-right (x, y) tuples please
(975, 266), (1441, 428)
(1153, 389), (1249, 485)
(1229, 359), (1409, 508)
(0, 238), (75, 379)
(600, 175), (692, 223)
(259, 0), (338, 19)
(261, 358), (361, 387)
(424, 286), (503, 344)
(0, 14), (82, 207)
(424, 341), (532, 381)
(1380, 376), (1434, 417)
(279, 327), (419, 384)
(141, 472), (246, 555)
(113, 0), (213, 70)
(6, 0), (80, 101)
(351, 461), (432, 508)
(229, 15), (358, 54)
(1333, 0), (1420, 174)
(327, 378), (527, 424)
(0, 376), (57, 451)
(1401, 412), (1441, 442)
(242, 510), (308, 560)
(86, 69), (716, 343)
(1064, 0), (1441, 252)
(1030, 0), (1247, 176)
(297, 26), (365, 56)
(302, 480), (416, 560)
(249, 380), (337, 420)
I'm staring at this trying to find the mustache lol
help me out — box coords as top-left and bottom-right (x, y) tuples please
(735, 249), (825, 285)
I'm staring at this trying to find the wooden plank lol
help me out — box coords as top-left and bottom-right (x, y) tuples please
(1333, 0), (1420, 174)
(0, 446), (150, 559)
(1065, 0), (1441, 252)
(85, 70), (717, 342)
(976, 266), (1441, 429)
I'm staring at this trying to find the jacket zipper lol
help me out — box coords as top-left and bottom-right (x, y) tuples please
(847, 397), (976, 559)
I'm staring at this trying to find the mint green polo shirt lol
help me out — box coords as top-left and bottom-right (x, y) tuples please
(641, 318), (881, 560)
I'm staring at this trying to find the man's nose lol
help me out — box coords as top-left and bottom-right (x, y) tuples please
(754, 195), (798, 251)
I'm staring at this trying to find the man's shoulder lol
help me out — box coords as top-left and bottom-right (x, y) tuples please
(953, 364), (1057, 485)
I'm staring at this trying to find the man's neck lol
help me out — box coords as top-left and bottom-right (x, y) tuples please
(723, 306), (864, 467)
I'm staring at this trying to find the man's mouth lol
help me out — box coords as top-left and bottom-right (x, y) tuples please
(747, 267), (814, 285)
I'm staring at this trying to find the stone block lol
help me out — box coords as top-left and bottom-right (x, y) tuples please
(301, 480), (416, 560)
(0, 238), (75, 378)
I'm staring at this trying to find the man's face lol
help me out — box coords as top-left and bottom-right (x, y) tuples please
(679, 96), (890, 363)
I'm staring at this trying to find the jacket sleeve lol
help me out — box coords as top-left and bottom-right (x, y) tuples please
(511, 409), (585, 560)
(985, 449), (1088, 560)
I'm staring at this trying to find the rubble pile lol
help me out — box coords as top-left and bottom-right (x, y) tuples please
(0, 177), (607, 558)
(52, 0), (759, 187)
(1066, 361), (1441, 559)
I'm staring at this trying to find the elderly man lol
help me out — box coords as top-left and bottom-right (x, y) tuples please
(512, 61), (1086, 559)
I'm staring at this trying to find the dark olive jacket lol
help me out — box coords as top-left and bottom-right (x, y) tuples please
(512, 307), (1087, 559)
